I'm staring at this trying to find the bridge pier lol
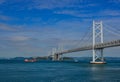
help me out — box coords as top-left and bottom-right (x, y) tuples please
(90, 48), (106, 64)
(52, 54), (61, 61)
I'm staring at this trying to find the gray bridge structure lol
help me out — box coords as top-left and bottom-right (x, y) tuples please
(53, 39), (120, 61)
(51, 21), (120, 64)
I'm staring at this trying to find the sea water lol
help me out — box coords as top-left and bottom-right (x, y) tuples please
(0, 57), (120, 82)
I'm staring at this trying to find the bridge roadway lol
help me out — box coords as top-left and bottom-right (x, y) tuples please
(55, 39), (120, 55)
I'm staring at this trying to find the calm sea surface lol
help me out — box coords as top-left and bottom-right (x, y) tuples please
(0, 57), (120, 82)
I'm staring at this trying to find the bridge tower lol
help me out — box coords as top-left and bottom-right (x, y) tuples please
(52, 48), (61, 61)
(91, 21), (106, 64)
(57, 43), (64, 60)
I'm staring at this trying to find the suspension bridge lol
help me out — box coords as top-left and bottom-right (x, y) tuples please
(49, 21), (120, 64)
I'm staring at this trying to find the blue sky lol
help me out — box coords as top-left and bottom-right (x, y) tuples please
(0, 0), (120, 58)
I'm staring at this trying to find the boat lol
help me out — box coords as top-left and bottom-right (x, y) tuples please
(24, 58), (37, 62)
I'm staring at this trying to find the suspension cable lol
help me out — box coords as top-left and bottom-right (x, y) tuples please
(104, 27), (120, 36)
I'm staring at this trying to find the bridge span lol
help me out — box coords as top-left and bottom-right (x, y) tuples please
(50, 21), (120, 64)
(56, 39), (120, 55)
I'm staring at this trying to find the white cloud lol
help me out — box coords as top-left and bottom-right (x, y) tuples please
(101, 10), (120, 16)
(31, 0), (77, 9)
(54, 9), (120, 18)
(30, 0), (96, 10)
(0, 15), (12, 21)
(54, 10), (92, 18)
(9, 36), (31, 41)
(109, 0), (120, 4)
(0, 23), (25, 32)
(0, 23), (17, 31)
(0, 0), (5, 4)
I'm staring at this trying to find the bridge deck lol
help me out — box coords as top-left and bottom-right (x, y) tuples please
(56, 39), (120, 55)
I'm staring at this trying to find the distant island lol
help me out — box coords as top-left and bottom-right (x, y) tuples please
(0, 56), (74, 62)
